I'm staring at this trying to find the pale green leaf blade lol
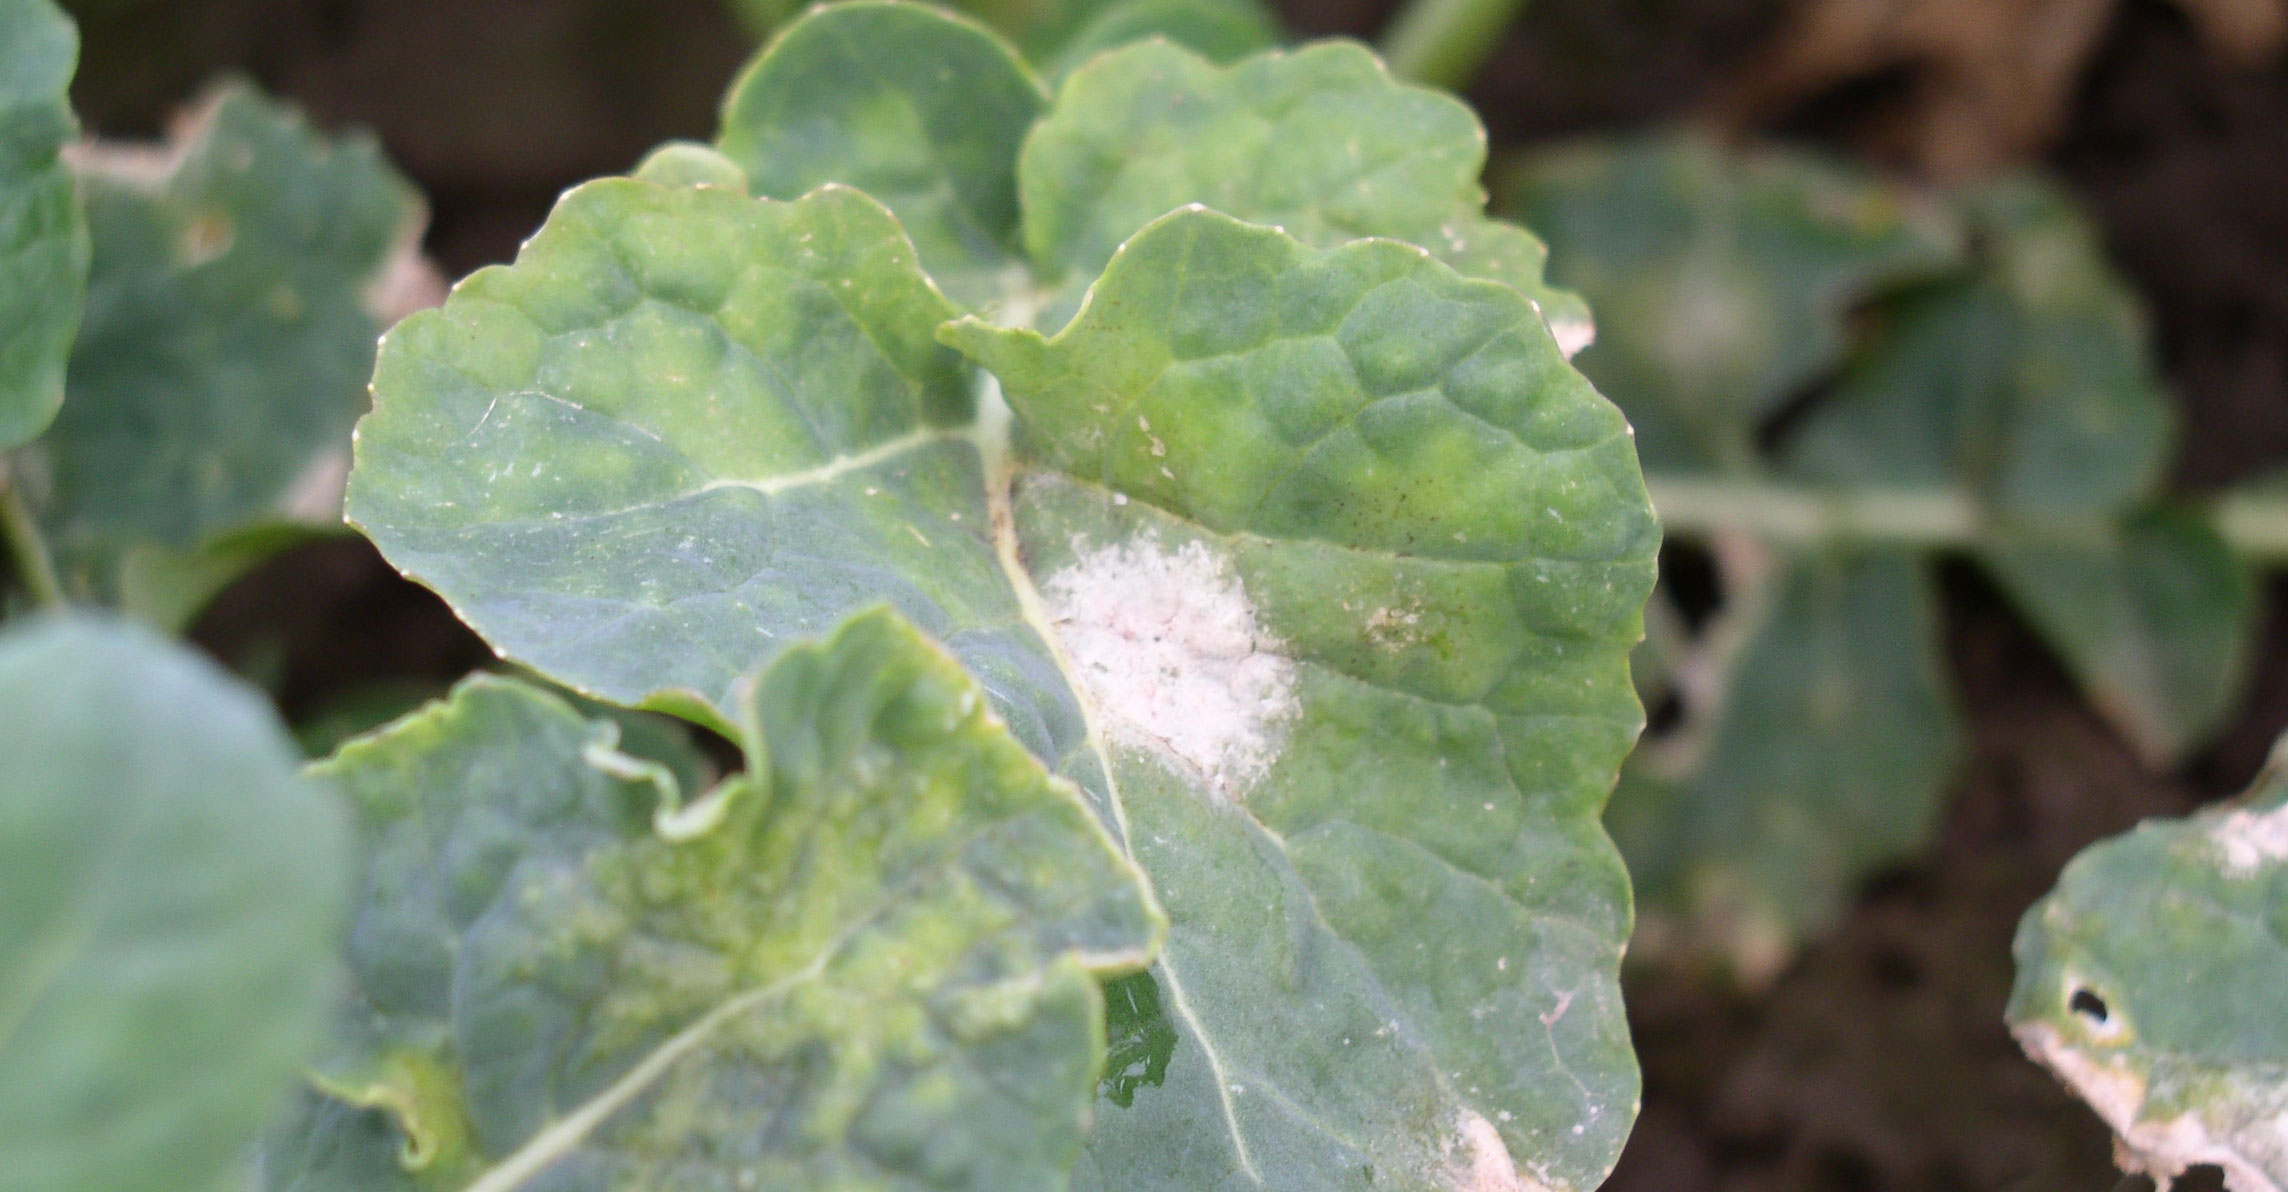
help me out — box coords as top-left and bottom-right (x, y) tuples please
(20, 83), (421, 600)
(1021, 41), (1588, 343)
(1611, 548), (1961, 978)
(1982, 509), (2257, 766)
(0, 615), (349, 1192)
(950, 208), (1657, 1192)
(267, 607), (1161, 1191)
(2009, 741), (2288, 1192)
(0, 0), (88, 451)
(346, 179), (1018, 733)
(1504, 134), (1962, 472)
(715, 1), (1047, 306)
(1785, 178), (2171, 517)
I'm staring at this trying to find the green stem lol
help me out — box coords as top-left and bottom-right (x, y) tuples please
(1377, 0), (1526, 89)
(0, 458), (64, 610)
(1647, 474), (2288, 562)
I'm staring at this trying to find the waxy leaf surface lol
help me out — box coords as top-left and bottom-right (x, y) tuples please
(20, 84), (420, 607)
(2010, 741), (2288, 1192)
(716, 5), (1577, 349)
(347, 138), (1658, 1187)
(266, 609), (1161, 1192)
(1020, 39), (1590, 341)
(716, 1), (1047, 305)
(0, 616), (348, 1192)
(0, 0), (87, 452)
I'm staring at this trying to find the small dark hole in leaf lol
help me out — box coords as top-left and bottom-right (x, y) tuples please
(2176, 1165), (2228, 1192)
(2070, 987), (2110, 1024)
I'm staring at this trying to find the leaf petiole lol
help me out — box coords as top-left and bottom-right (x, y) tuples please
(1377, 0), (1528, 90)
(0, 457), (63, 609)
(1651, 474), (2288, 561)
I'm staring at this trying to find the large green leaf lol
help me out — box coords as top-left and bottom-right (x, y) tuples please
(265, 608), (1161, 1191)
(2009, 739), (2288, 1192)
(1784, 179), (2251, 762)
(1504, 134), (1962, 472)
(1786, 181), (2169, 518)
(1515, 135), (2258, 972)
(16, 83), (421, 608)
(1610, 549), (1959, 979)
(0, 615), (349, 1192)
(1020, 39), (1590, 342)
(0, 0), (87, 452)
(347, 149), (1657, 1188)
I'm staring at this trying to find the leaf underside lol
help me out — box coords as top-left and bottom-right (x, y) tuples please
(0, 616), (348, 1192)
(20, 83), (419, 611)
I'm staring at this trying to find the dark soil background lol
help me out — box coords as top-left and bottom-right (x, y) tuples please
(54, 1), (2288, 1188)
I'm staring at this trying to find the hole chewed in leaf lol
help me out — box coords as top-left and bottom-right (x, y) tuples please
(1042, 531), (1298, 799)
(2072, 986), (2112, 1025)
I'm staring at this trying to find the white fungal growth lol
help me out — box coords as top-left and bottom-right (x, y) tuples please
(1443, 1111), (1556, 1192)
(1549, 316), (1596, 361)
(2015, 1022), (2288, 1192)
(1041, 533), (1298, 797)
(2209, 802), (2288, 875)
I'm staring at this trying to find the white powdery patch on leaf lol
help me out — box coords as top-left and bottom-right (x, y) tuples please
(2015, 1022), (2288, 1192)
(1549, 316), (1596, 361)
(2208, 802), (2288, 875)
(1443, 1110), (1556, 1192)
(1042, 532), (1298, 797)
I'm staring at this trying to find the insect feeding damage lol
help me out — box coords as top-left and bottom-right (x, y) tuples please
(1042, 532), (1298, 799)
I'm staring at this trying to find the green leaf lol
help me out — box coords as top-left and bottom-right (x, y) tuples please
(1785, 180), (2170, 518)
(2009, 739), (2288, 1192)
(955, 211), (1656, 1191)
(1610, 548), (1960, 979)
(1038, 0), (1280, 79)
(348, 180), (981, 731)
(1503, 134), (1962, 472)
(0, 0), (88, 452)
(1981, 509), (2256, 766)
(349, 164), (1657, 1185)
(716, 1), (1048, 306)
(1021, 39), (1590, 342)
(266, 607), (1161, 1191)
(724, 0), (1281, 70)
(18, 83), (422, 605)
(0, 615), (349, 1192)
(1783, 178), (2243, 761)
